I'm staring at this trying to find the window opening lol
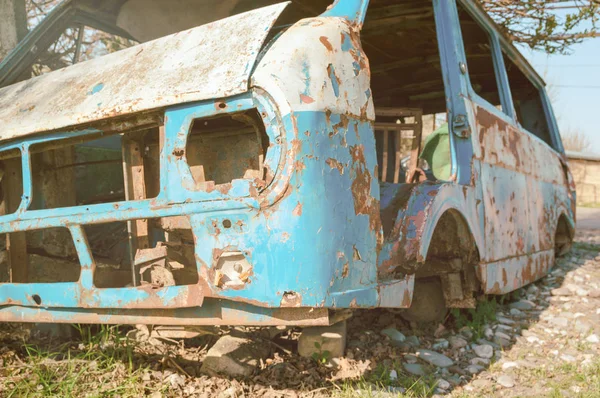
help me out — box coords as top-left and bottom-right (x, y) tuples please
(502, 52), (554, 148)
(29, 128), (159, 210)
(365, 0), (450, 182)
(88, 217), (198, 288)
(186, 110), (271, 190)
(457, 3), (502, 110)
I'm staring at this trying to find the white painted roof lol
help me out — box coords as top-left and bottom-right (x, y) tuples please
(0, 2), (289, 142)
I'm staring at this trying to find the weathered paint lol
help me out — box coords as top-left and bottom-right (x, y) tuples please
(0, 0), (576, 325)
(0, 2), (289, 141)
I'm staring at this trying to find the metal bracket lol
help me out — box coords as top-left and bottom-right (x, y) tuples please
(452, 114), (470, 138)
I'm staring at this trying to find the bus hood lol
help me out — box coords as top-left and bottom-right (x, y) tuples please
(0, 2), (289, 141)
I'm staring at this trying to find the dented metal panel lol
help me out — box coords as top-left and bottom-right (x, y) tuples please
(0, 2), (288, 141)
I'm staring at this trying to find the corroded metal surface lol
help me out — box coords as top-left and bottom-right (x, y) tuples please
(0, 2), (288, 141)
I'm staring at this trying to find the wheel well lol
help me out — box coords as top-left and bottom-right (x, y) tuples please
(417, 209), (481, 307)
(421, 209), (479, 271)
(555, 213), (574, 256)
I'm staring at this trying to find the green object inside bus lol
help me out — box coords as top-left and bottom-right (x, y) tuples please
(420, 123), (451, 181)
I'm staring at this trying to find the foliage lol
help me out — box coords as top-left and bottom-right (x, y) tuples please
(26, 0), (136, 76)
(4, 325), (156, 397)
(450, 298), (498, 340)
(311, 341), (331, 364)
(561, 128), (592, 152)
(480, 0), (600, 54)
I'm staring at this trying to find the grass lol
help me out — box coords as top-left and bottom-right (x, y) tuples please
(572, 241), (600, 253)
(334, 360), (440, 398)
(542, 359), (600, 398)
(449, 298), (498, 340)
(1, 325), (161, 397)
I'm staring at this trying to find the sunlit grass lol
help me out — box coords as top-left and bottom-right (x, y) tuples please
(2, 325), (160, 397)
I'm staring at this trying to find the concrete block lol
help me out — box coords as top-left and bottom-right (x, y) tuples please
(201, 335), (270, 378)
(298, 320), (346, 358)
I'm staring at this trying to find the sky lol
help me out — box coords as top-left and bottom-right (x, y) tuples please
(521, 37), (600, 154)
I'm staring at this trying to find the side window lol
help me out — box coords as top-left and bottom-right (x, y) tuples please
(457, 4), (503, 111)
(502, 53), (554, 148)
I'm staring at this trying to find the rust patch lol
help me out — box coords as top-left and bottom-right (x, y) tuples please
(292, 202), (303, 216)
(319, 36), (333, 52)
(342, 262), (349, 278)
(348, 145), (381, 235)
(294, 160), (306, 172)
(476, 106), (507, 132)
(325, 158), (344, 175)
(280, 291), (302, 307)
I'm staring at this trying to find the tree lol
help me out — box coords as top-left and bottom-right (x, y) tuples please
(480, 0), (600, 54)
(562, 129), (592, 152)
(0, 0), (27, 60)
(21, 0), (600, 74)
(26, 0), (135, 76)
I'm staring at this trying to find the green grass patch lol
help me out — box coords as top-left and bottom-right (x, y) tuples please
(449, 299), (498, 340)
(333, 358), (441, 398)
(2, 325), (162, 398)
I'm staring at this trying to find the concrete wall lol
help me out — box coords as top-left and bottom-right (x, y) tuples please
(567, 151), (600, 205)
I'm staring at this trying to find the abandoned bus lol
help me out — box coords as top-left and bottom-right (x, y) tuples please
(0, 0), (575, 333)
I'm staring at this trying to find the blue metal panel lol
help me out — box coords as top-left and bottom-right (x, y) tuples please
(321, 0), (369, 26)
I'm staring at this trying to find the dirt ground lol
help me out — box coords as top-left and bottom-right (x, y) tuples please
(0, 213), (598, 397)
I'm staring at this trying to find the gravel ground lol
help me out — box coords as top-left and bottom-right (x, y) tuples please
(0, 227), (598, 397)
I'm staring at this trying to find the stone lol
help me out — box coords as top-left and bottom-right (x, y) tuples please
(416, 349), (454, 367)
(551, 287), (572, 296)
(201, 335), (271, 377)
(470, 357), (490, 366)
(448, 335), (468, 349)
(472, 379), (491, 388)
(586, 334), (599, 343)
(509, 300), (535, 310)
(495, 331), (511, 341)
(473, 344), (494, 359)
(403, 362), (426, 376)
(510, 308), (524, 317)
(298, 321), (347, 358)
(576, 288), (590, 297)
(389, 369), (398, 381)
(549, 317), (569, 328)
(502, 361), (519, 371)
(574, 320), (592, 334)
(404, 354), (418, 364)
(436, 379), (451, 390)
(466, 365), (484, 375)
(526, 336), (540, 344)
(497, 316), (515, 325)
(484, 327), (494, 340)
(560, 354), (576, 363)
(381, 328), (406, 346)
(405, 335), (420, 347)
(497, 374), (515, 388)
(447, 375), (463, 386)
(527, 284), (539, 294)
(459, 327), (474, 340)
(588, 289), (600, 298)
(432, 339), (449, 350)
(477, 339), (501, 349)
(496, 324), (513, 333)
